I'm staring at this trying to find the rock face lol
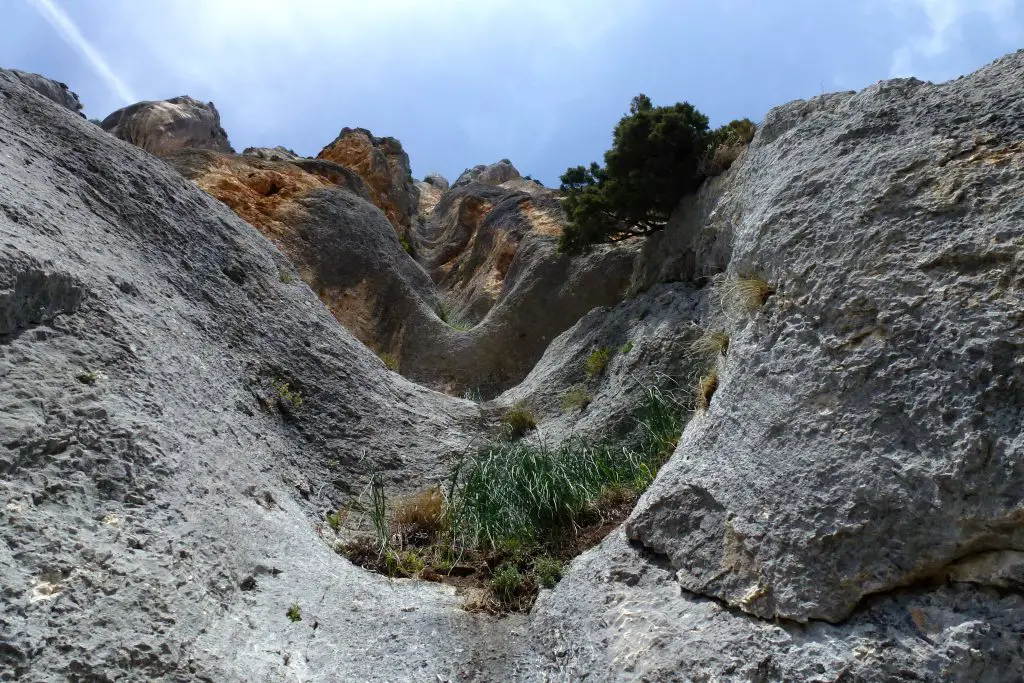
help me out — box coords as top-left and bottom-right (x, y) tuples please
(3, 48), (1024, 681)
(100, 95), (234, 156)
(529, 49), (1024, 680)
(7, 69), (83, 115)
(0, 68), (520, 681)
(317, 127), (419, 238)
(453, 159), (521, 187)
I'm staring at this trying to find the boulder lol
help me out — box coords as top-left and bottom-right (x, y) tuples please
(7, 69), (83, 115)
(242, 145), (300, 161)
(99, 95), (233, 156)
(453, 159), (521, 188)
(316, 127), (419, 238)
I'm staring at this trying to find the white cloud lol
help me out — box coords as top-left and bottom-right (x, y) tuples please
(25, 0), (136, 103)
(888, 0), (1022, 77)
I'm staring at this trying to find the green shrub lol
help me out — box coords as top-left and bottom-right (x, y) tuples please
(326, 511), (341, 532)
(502, 404), (537, 438)
(399, 234), (414, 255)
(585, 347), (612, 378)
(561, 385), (592, 412)
(384, 549), (425, 577)
(489, 563), (525, 603)
(534, 556), (563, 589)
(378, 352), (399, 371)
(286, 603), (301, 622)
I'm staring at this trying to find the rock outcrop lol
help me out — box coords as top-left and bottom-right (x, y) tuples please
(7, 69), (83, 115)
(2, 47), (1024, 682)
(453, 159), (521, 187)
(316, 127), (419, 238)
(100, 95), (234, 156)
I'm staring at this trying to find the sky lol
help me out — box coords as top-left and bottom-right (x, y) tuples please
(2, 0), (1022, 186)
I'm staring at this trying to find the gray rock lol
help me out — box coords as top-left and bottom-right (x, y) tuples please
(454, 159), (521, 187)
(243, 145), (300, 161)
(100, 95), (234, 156)
(423, 172), (450, 191)
(623, 50), (1024, 624)
(7, 69), (83, 115)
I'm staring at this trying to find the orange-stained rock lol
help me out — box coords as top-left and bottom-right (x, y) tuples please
(317, 127), (418, 237)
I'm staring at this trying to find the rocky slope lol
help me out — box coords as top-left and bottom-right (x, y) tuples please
(1, 49), (1022, 682)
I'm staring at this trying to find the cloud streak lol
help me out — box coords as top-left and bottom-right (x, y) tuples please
(26, 0), (136, 103)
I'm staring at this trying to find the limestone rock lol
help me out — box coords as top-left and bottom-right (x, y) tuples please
(316, 127), (419, 237)
(453, 159), (521, 187)
(243, 145), (300, 161)
(623, 50), (1024, 624)
(99, 95), (233, 156)
(7, 69), (83, 115)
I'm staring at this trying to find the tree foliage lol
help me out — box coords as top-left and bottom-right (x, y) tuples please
(559, 94), (755, 253)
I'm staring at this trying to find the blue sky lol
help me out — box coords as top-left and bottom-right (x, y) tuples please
(2, 0), (1022, 185)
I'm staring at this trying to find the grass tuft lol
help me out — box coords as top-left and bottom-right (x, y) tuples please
(272, 379), (303, 414)
(696, 370), (719, 411)
(692, 330), (730, 360)
(489, 563), (526, 605)
(502, 403), (537, 439)
(585, 347), (612, 378)
(718, 274), (774, 317)
(286, 603), (301, 622)
(561, 384), (592, 412)
(393, 486), (444, 537)
(534, 556), (564, 589)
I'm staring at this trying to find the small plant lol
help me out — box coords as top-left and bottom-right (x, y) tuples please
(368, 472), (389, 553)
(584, 347), (612, 378)
(326, 459), (340, 470)
(75, 369), (104, 385)
(696, 370), (719, 411)
(286, 603), (301, 622)
(279, 269), (295, 284)
(384, 549), (425, 578)
(534, 557), (563, 589)
(619, 341), (634, 355)
(326, 511), (341, 532)
(692, 330), (729, 360)
(502, 403), (537, 438)
(378, 352), (399, 372)
(489, 563), (525, 604)
(399, 234), (414, 255)
(272, 380), (303, 414)
(561, 385), (592, 412)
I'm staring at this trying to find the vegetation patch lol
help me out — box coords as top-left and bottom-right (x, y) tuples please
(718, 274), (775, 317)
(377, 351), (399, 372)
(584, 347), (613, 378)
(561, 384), (592, 412)
(286, 603), (302, 622)
(271, 379), (303, 415)
(696, 370), (719, 411)
(336, 385), (688, 612)
(438, 301), (473, 331)
(558, 92), (755, 253)
(502, 403), (537, 438)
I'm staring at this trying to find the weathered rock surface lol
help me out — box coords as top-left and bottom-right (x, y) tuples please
(454, 159), (521, 187)
(7, 69), (83, 115)
(3, 46), (1024, 681)
(100, 95), (234, 156)
(242, 145), (300, 161)
(623, 50), (1024, 625)
(0, 68), (523, 681)
(316, 127), (419, 238)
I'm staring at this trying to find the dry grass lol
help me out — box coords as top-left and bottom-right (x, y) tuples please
(691, 329), (730, 360)
(378, 351), (399, 372)
(393, 486), (445, 536)
(700, 142), (747, 177)
(718, 274), (775, 318)
(561, 384), (592, 412)
(696, 370), (719, 411)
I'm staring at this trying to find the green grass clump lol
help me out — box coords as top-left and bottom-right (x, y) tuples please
(489, 563), (525, 604)
(384, 550), (425, 578)
(279, 269), (296, 284)
(561, 385), (592, 412)
(534, 556), (564, 589)
(448, 385), (684, 551)
(286, 603), (301, 622)
(326, 511), (341, 532)
(502, 403), (537, 438)
(399, 234), (414, 255)
(584, 347), (612, 378)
